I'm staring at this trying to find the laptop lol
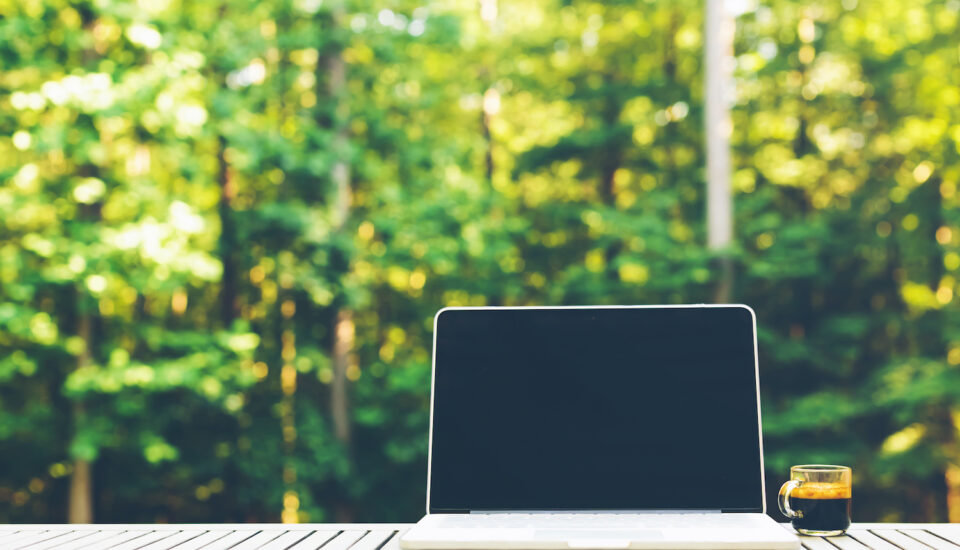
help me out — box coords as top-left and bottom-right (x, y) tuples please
(400, 305), (800, 550)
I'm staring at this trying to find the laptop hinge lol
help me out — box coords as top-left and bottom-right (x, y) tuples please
(470, 510), (723, 514)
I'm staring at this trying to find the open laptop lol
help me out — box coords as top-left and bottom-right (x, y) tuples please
(400, 305), (800, 550)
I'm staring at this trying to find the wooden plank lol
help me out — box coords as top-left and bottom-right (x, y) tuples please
(256, 531), (317, 550)
(900, 531), (960, 550)
(824, 535), (871, 550)
(137, 530), (207, 549)
(160, 530), (232, 550)
(286, 530), (340, 549)
(349, 531), (396, 550)
(0, 530), (24, 543)
(927, 528), (960, 547)
(846, 530), (904, 550)
(38, 530), (129, 550)
(71, 530), (151, 550)
(316, 531), (366, 550)
(0, 531), (46, 542)
(0, 532), (50, 546)
(225, 530), (286, 550)
(378, 531), (401, 550)
(110, 530), (183, 550)
(16, 530), (96, 550)
(800, 535), (842, 550)
(10, 531), (73, 549)
(872, 529), (934, 549)
(179, 531), (257, 550)
(855, 526), (960, 531)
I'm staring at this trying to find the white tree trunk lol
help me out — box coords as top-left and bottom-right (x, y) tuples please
(705, 0), (735, 301)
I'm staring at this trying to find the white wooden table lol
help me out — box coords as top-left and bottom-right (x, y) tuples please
(0, 523), (958, 549)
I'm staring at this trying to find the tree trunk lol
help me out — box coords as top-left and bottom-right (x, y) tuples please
(68, 457), (93, 523)
(67, 14), (102, 523)
(217, 134), (238, 326)
(331, 309), (353, 445)
(68, 312), (93, 523)
(321, 2), (354, 522)
(326, 8), (352, 448)
(481, 92), (496, 185)
(480, 0), (498, 185)
(705, 0), (735, 302)
(947, 462), (960, 523)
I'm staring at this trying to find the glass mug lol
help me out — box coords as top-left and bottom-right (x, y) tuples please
(779, 465), (852, 536)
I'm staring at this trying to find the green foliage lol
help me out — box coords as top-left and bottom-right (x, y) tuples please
(1, 0), (959, 524)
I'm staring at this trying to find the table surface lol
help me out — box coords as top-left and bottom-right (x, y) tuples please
(0, 523), (958, 550)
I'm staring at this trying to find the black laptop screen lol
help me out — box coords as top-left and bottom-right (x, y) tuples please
(428, 306), (764, 513)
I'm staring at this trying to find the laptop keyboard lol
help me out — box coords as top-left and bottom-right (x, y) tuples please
(436, 513), (764, 529)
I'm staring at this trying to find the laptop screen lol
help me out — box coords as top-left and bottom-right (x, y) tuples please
(428, 306), (764, 513)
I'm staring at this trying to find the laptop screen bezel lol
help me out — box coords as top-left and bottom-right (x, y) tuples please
(425, 304), (767, 514)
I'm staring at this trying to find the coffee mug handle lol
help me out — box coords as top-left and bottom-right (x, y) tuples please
(778, 479), (803, 519)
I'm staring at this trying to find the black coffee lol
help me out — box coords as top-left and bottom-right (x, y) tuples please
(791, 497), (851, 532)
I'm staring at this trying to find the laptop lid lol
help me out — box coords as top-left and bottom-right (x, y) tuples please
(427, 305), (765, 514)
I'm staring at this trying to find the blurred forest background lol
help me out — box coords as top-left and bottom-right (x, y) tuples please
(2, 0), (960, 525)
